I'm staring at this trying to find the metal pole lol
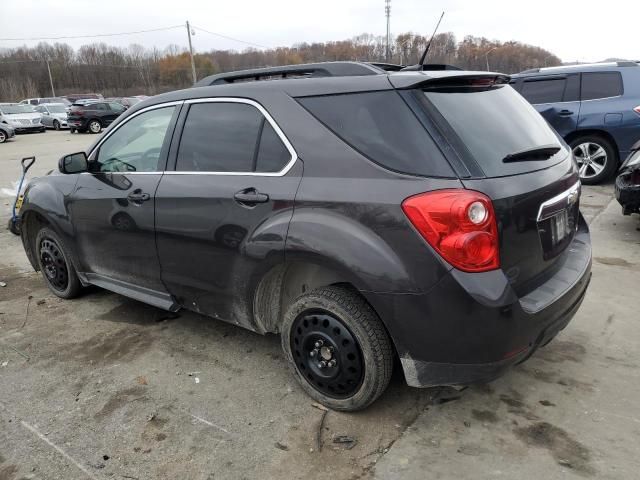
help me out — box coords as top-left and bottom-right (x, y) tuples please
(385, 0), (391, 62)
(485, 47), (497, 71)
(46, 60), (55, 96)
(186, 21), (197, 85)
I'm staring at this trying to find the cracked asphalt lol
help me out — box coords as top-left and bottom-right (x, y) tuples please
(1, 131), (640, 480)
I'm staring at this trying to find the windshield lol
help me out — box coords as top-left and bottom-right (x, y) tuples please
(0, 104), (35, 114)
(422, 84), (566, 177)
(48, 104), (67, 113)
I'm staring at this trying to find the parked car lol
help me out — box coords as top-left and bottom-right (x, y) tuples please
(0, 103), (45, 133)
(105, 97), (142, 109)
(0, 122), (16, 143)
(35, 103), (69, 130)
(64, 93), (103, 104)
(18, 62), (592, 411)
(20, 97), (72, 108)
(67, 101), (126, 133)
(615, 141), (640, 215)
(510, 61), (640, 184)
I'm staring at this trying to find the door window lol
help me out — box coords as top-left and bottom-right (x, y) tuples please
(581, 72), (623, 100)
(94, 106), (175, 173)
(521, 78), (566, 104)
(109, 102), (126, 113)
(176, 102), (292, 173)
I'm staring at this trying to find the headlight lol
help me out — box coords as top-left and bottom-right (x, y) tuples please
(621, 150), (640, 169)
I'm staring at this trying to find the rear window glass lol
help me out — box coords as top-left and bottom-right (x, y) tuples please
(521, 78), (565, 104)
(581, 72), (623, 100)
(422, 85), (564, 177)
(298, 91), (454, 178)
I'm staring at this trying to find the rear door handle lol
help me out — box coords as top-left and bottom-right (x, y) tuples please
(234, 188), (269, 205)
(558, 109), (574, 116)
(127, 190), (150, 203)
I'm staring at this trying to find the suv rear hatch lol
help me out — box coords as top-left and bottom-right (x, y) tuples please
(400, 74), (581, 295)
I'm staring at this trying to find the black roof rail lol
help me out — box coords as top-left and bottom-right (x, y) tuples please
(194, 61), (383, 87)
(401, 63), (463, 72)
(368, 62), (406, 71)
(617, 61), (639, 67)
(519, 67), (541, 74)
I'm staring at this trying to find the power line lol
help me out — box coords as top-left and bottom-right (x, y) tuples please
(0, 25), (184, 42)
(191, 25), (270, 50)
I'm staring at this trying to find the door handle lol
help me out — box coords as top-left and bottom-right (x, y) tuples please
(127, 190), (150, 203)
(234, 188), (269, 206)
(558, 109), (574, 116)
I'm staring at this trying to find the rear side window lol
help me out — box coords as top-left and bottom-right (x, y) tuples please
(176, 102), (292, 173)
(298, 91), (453, 178)
(521, 78), (565, 104)
(581, 72), (623, 100)
(422, 85), (564, 178)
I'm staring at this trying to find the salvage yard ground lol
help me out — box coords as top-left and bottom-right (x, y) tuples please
(1, 131), (640, 480)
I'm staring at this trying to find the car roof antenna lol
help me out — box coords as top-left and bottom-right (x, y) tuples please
(418, 11), (445, 67)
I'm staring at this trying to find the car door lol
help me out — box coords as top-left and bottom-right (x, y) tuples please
(519, 74), (580, 137)
(35, 106), (51, 127)
(107, 102), (126, 125)
(155, 99), (301, 330)
(68, 104), (180, 305)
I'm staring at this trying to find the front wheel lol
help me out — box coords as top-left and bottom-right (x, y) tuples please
(88, 120), (102, 134)
(570, 136), (617, 185)
(281, 286), (394, 411)
(0, 130), (6, 143)
(53, 120), (60, 131)
(35, 227), (82, 299)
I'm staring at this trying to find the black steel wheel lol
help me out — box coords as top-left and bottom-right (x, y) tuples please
(35, 227), (82, 299)
(282, 285), (394, 411)
(291, 311), (364, 398)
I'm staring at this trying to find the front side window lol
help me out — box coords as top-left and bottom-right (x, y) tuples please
(109, 102), (125, 113)
(176, 102), (292, 173)
(521, 78), (566, 104)
(94, 106), (175, 173)
(581, 72), (623, 100)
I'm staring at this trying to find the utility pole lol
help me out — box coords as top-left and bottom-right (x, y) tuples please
(186, 20), (197, 85)
(485, 47), (497, 71)
(385, 0), (391, 62)
(46, 60), (55, 96)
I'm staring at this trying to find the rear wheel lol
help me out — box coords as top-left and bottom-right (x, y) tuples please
(570, 135), (617, 184)
(35, 227), (82, 299)
(281, 286), (394, 411)
(88, 120), (102, 134)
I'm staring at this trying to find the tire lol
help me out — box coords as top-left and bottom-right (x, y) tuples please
(35, 227), (82, 299)
(70, 128), (75, 134)
(281, 285), (394, 411)
(88, 120), (102, 134)
(0, 130), (6, 143)
(570, 135), (618, 185)
(53, 120), (60, 131)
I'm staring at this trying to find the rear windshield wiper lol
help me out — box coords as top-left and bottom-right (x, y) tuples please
(502, 145), (561, 163)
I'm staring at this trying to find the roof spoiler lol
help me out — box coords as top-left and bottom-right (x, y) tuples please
(401, 64), (463, 71)
(389, 72), (511, 90)
(194, 61), (383, 87)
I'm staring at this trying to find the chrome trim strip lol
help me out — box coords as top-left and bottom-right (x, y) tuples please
(87, 100), (184, 159)
(537, 181), (581, 221)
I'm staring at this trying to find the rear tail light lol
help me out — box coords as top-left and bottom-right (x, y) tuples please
(402, 189), (500, 272)
(634, 106), (640, 116)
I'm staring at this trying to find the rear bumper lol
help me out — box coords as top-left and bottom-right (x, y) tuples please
(366, 215), (592, 388)
(615, 167), (640, 215)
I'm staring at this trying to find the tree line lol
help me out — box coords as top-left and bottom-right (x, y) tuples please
(0, 32), (561, 101)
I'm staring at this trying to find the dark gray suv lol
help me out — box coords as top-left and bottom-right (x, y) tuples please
(18, 62), (592, 410)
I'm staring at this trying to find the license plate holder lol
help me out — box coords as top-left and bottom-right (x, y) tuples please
(550, 208), (570, 246)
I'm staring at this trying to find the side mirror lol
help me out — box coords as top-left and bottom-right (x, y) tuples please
(59, 152), (88, 174)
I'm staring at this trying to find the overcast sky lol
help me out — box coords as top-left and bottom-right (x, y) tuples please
(1, 0), (637, 62)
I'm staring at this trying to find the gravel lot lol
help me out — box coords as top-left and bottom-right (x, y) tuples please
(1, 131), (639, 480)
